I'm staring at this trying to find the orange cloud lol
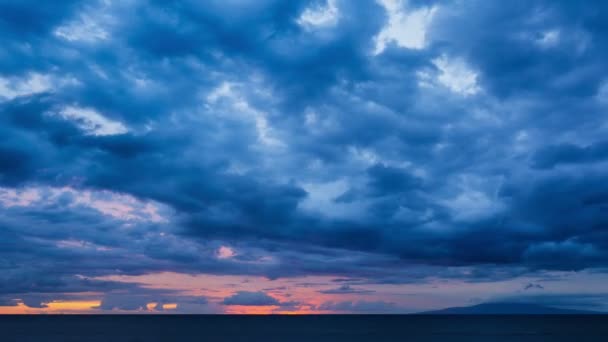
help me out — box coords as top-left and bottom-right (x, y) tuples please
(0, 300), (101, 314)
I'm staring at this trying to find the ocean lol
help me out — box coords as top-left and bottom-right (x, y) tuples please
(1, 315), (607, 341)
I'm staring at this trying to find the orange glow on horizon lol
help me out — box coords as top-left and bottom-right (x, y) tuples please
(0, 300), (101, 314)
(162, 303), (178, 310)
(0, 272), (428, 314)
(46, 300), (101, 311)
(144, 302), (178, 311)
(0, 303), (32, 314)
(224, 305), (278, 315)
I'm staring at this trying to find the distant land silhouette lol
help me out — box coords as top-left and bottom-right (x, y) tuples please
(419, 302), (604, 315)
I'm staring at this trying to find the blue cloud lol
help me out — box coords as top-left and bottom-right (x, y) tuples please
(1, 0), (608, 311)
(222, 291), (280, 306)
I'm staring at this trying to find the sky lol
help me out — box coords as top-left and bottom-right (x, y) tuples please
(1, 0), (608, 314)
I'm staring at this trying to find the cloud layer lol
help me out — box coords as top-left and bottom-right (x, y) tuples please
(1, 0), (608, 313)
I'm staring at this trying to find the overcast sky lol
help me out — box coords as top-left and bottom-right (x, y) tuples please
(2, 0), (608, 314)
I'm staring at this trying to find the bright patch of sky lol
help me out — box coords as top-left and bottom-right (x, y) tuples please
(430, 55), (481, 96)
(217, 246), (237, 259)
(299, 180), (367, 220)
(55, 106), (128, 136)
(206, 82), (284, 148)
(54, 14), (109, 42)
(298, 0), (340, 29)
(536, 29), (560, 48)
(0, 73), (53, 101)
(374, 0), (437, 54)
(0, 186), (167, 223)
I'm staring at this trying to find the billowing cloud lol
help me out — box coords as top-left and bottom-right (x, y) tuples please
(1, 0), (608, 314)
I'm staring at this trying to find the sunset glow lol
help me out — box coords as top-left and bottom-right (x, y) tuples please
(0, 301), (102, 314)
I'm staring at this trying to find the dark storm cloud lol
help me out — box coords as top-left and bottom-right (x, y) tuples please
(432, 1), (608, 100)
(532, 141), (608, 169)
(1, 0), (608, 306)
(0, 0), (81, 38)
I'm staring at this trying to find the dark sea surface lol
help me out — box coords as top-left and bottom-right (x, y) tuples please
(1, 315), (607, 342)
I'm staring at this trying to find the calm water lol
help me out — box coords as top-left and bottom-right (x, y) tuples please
(1, 315), (607, 341)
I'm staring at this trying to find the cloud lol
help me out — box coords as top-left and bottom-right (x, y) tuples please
(0, 0), (82, 38)
(524, 240), (605, 270)
(216, 246), (236, 259)
(0, 73), (53, 101)
(523, 283), (544, 291)
(298, 0), (340, 29)
(53, 1), (112, 44)
(532, 142), (608, 169)
(1, 0), (608, 313)
(20, 296), (50, 309)
(96, 294), (150, 311)
(55, 106), (128, 136)
(0, 298), (18, 307)
(222, 291), (280, 306)
(318, 285), (375, 294)
(95, 291), (208, 312)
(374, 0), (437, 53)
(430, 55), (481, 96)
